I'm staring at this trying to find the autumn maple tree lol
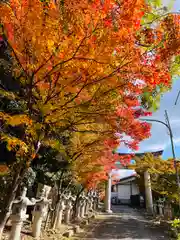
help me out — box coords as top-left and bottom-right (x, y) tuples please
(0, 0), (179, 235)
(129, 153), (180, 202)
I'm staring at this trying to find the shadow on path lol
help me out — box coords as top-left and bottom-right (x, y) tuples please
(74, 206), (170, 239)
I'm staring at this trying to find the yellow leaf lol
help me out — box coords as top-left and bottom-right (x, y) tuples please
(47, 40), (54, 51)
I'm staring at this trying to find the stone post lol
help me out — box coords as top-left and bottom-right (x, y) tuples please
(80, 197), (86, 218)
(54, 197), (66, 229)
(105, 172), (112, 213)
(36, 183), (52, 221)
(89, 195), (94, 212)
(32, 198), (51, 239)
(76, 197), (82, 221)
(144, 170), (153, 214)
(92, 192), (97, 211)
(9, 216), (24, 240)
(153, 203), (157, 216)
(167, 203), (173, 220)
(164, 203), (170, 220)
(157, 198), (164, 216)
(96, 192), (100, 210)
(93, 191), (99, 211)
(158, 203), (163, 216)
(64, 195), (75, 224)
(84, 196), (89, 216)
(9, 197), (35, 240)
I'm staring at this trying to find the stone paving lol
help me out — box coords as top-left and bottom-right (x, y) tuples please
(73, 205), (170, 240)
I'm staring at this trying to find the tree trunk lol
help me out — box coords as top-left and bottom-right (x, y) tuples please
(0, 166), (27, 240)
(51, 177), (62, 229)
(0, 212), (10, 240)
(0, 182), (18, 239)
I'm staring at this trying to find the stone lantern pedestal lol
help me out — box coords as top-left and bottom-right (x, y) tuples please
(54, 198), (66, 229)
(9, 214), (28, 240)
(76, 204), (81, 220)
(84, 198), (89, 216)
(32, 198), (51, 239)
(80, 197), (86, 218)
(64, 198), (74, 224)
(157, 198), (165, 216)
(9, 196), (35, 240)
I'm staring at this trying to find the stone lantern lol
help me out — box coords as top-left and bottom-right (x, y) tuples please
(157, 198), (165, 216)
(32, 197), (51, 239)
(79, 194), (87, 218)
(54, 195), (66, 229)
(9, 196), (35, 240)
(85, 195), (91, 216)
(92, 191), (98, 211)
(88, 191), (94, 211)
(84, 195), (89, 216)
(64, 194), (75, 224)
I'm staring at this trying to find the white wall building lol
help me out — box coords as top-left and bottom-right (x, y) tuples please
(111, 175), (140, 204)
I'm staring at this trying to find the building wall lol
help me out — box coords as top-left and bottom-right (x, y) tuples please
(116, 182), (140, 204)
(131, 182), (139, 195)
(117, 184), (131, 200)
(111, 192), (118, 198)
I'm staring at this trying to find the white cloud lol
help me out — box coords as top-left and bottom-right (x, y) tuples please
(111, 169), (136, 179)
(174, 137), (180, 145)
(141, 144), (166, 151)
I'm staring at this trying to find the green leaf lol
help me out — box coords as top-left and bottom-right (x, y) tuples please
(147, 0), (162, 8)
(0, 89), (16, 100)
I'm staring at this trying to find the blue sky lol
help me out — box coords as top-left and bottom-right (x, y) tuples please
(114, 0), (180, 178)
(116, 79), (180, 178)
(173, 0), (180, 10)
(117, 79), (180, 159)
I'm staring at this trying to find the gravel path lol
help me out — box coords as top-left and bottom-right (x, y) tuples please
(73, 205), (170, 240)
